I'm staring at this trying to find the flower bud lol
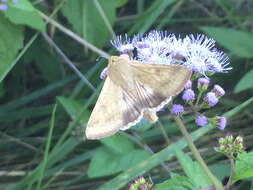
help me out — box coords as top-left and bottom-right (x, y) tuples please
(182, 89), (195, 102)
(170, 104), (184, 115)
(213, 84), (225, 97)
(195, 115), (208, 127)
(205, 92), (218, 107)
(184, 80), (192, 89)
(197, 78), (210, 91)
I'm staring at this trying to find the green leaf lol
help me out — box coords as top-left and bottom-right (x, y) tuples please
(87, 147), (150, 178)
(209, 163), (230, 181)
(234, 68), (253, 93)
(4, 0), (45, 32)
(100, 133), (135, 154)
(233, 152), (253, 183)
(156, 173), (196, 190)
(176, 150), (212, 188)
(200, 26), (253, 58)
(23, 39), (63, 82)
(0, 15), (24, 83)
(57, 96), (90, 124)
(61, 0), (116, 48)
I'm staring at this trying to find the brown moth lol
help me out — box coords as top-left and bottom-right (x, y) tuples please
(85, 56), (192, 140)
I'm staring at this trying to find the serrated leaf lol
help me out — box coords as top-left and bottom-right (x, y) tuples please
(200, 26), (253, 58)
(87, 147), (150, 178)
(100, 133), (134, 154)
(176, 150), (212, 188)
(234, 68), (253, 93)
(0, 15), (24, 83)
(233, 152), (253, 183)
(156, 173), (196, 190)
(61, 0), (116, 48)
(4, 0), (45, 32)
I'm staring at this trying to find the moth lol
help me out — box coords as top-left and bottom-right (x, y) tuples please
(85, 56), (192, 140)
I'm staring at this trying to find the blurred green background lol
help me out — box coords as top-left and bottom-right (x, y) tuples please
(0, 0), (253, 189)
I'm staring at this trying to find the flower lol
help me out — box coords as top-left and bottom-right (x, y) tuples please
(13, 0), (18, 3)
(111, 34), (134, 54)
(111, 31), (231, 76)
(100, 67), (107, 80)
(184, 80), (192, 89)
(213, 84), (225, 97)
(205, 92), (218, 107)
(196, 115), (208, 127)
(170, 104), (184, 115)
(128, 176), (154, 190)
(197, 77), (210, 88)
(217, 116), (226, 130)
(182, 89), (195, 102)
(0, 3), (7, 11)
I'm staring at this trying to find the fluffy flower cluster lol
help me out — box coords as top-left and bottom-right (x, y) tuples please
(0, 0), (18, 12)
(170, 77), (227, 130)
(111, 31), (231, 76)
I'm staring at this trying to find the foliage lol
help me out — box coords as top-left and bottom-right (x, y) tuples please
(0, 0), (253, 190)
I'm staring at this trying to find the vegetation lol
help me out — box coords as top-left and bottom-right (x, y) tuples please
(0, 0), (253, 189)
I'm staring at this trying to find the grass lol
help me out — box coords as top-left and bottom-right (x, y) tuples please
(0, 0), (253, 189)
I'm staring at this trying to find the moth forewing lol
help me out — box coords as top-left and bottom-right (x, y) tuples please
(85, 56), (192, 140)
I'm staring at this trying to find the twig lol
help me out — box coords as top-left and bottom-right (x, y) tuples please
(224, 159), (235, 190)
(174, 116), (224, 190)
(38, 11), (110, 59)
(42, 33), (96, 92)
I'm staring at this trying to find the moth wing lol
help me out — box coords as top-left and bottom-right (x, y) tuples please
(131, 62), (192, 97)
(85, 77), (123, 140)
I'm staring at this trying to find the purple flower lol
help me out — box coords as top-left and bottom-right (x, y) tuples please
(217, 116), (227, 130)
(182, 89), (195, 102)
(100, 67), (107, 80)
(183, 34), (231, 75)
(0, 3), (8, 11)
(184, 80), (192, 89)
(13, 0), (18, 3)
(170, 104), (184, 115)
(197, 77), (210, 88)
(196, 115), (208, 127)
(213, 84), (225, 97)
(205, 92), (218, 107)
(111, 35), (134, 54)
(1, 0), (7, 2)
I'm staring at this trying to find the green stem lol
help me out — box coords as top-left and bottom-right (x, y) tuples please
(174, 116), (224, 190)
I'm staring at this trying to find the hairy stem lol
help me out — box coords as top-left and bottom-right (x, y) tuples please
(174, 116), (224, 190)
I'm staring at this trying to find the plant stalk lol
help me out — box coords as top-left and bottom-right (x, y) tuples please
(174, 116), (224, 190)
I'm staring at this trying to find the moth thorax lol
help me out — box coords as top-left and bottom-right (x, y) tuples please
(108, 56), (133, 87)
(143, 109), (158, 123)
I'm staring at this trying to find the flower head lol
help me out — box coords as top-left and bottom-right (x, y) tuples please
(196, 115), (208, 127)
(182, 89), (195, 102)
(170, 104), (184, 115)
(100, 67), (107, 80)
(197, 77), (210, 88)
(0, 3), (7, 11)
(184, 80), (192, 89)
(217, 116), (227, 130)
(205, 92), (218, 107)
(213, 84), (225, 97)
(111, 31), (231, 76)
(111, 34), (134, 54)
(128, 176), (154, 190)
(13, 0), (18, 3)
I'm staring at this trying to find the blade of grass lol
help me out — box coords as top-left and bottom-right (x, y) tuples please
(36, 104), (57, 190)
